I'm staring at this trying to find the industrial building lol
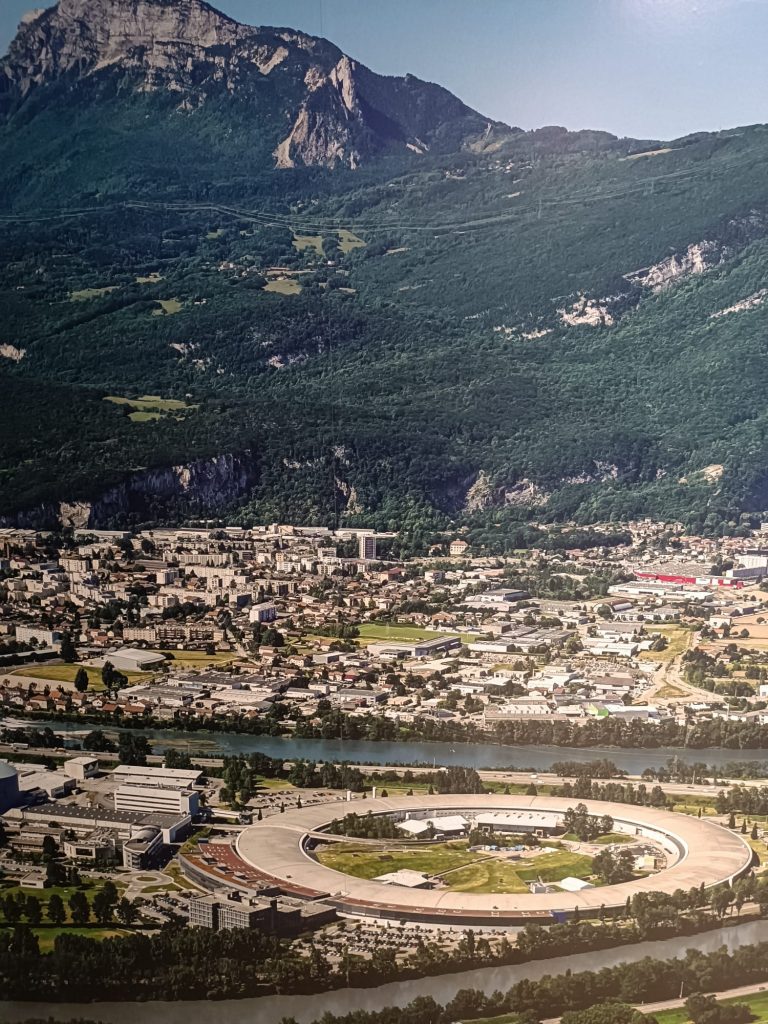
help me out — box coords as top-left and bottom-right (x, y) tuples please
(63, 755), (100, 781)
(0, 761), (20, 814)
(474, 810), (564, 835)
(115, 783), (199, 817)
(188, 893), (336, 934)
(91, 647), (166, 673)
(5, 801), (190, 844)
(111, 764), (203, 789)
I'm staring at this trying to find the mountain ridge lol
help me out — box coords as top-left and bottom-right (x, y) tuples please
(2, 3), (768, 534)
(1, 0), (511, 169)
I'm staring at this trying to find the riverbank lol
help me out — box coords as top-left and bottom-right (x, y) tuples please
(10, 717), (768, 775)
(6, 919), (768, 1024)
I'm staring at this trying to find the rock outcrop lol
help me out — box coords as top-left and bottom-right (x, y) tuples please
(0, 452), (260, 529)
(1, 0), (506, 168)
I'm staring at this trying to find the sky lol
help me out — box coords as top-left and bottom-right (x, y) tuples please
(1, 0), (767, 139)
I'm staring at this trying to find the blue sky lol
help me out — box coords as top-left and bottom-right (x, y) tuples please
(1, 0), (767, 139)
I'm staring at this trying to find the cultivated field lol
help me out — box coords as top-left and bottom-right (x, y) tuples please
(338, 229), (367, 253)
(292, 233), (324, 255)
(263, 278), (302, 295)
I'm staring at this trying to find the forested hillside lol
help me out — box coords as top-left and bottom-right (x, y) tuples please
(2, 2), (768, 530)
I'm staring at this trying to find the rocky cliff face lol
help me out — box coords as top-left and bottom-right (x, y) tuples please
(1, 0), (506, 168)
(0, 452), (260, 529)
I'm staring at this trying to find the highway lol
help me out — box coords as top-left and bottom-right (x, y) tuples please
(0, 740), (765, 798)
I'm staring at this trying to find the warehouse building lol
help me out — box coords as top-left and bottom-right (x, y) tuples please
(115, 783), (199, 816)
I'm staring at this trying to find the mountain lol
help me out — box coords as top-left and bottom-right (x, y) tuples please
(2, 1), (768, 538)
(0, 0), (508, 169)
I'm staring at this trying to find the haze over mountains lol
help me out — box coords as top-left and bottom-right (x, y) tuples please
(2, 0), (768, 536)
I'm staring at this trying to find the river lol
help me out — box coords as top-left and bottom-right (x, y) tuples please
(25, 718), (768, 774)
(7, 918), (768, 1024)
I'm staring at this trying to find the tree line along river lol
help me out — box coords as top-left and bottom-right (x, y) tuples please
(6, 919), (768, 1024)
(18, 719), (768, 775)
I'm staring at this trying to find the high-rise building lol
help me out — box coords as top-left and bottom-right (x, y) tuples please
(358, 533), (376, 560)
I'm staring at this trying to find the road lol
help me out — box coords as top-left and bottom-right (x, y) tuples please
(1, 741), (765, 798)
(539, 980), (768, 1023)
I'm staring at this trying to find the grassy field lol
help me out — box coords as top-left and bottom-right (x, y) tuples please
(152, 298), (183, 315)
(206, 228), (225, 239)
(104, 394), (195, 423)
(154, 648), (238, 668)
(31, 926), (130, 952)
(69, 286), (117, 301)
(651, 991), (768, 1023)
(293, 233), (324, 255)
(316, 841), (478, 880)
(10, 663), (150, 689)
(338, 229), (367, 253)
(136, 272), (163, 284)
(654, 682), (689, 698)
(315, 841), (595, 893)
(355, 623), (477, 644)
(562, 832), (632, 845)
(263, 278), (302, 295)
(638, 625), (690, 663)
(447, 859), (529, 893)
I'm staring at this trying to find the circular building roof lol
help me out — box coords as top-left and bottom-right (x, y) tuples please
(0, 761), (19, 780)
(236, 794), (753, 924)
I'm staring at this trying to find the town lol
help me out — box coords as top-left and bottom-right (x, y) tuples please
(5, 519), (768, 1003)
(1, 519), (768, 736)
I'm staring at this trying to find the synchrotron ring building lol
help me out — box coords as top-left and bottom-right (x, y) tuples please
(235, 794), (753, 926)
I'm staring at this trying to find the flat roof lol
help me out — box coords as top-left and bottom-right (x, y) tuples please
(236, 794), (752, 921)
(112, 765), (202, 785)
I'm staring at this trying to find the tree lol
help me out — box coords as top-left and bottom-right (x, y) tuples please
(60, 632), (77, 663)
(41, 833), (58, 859)
(68, 890), (90, 925)
(685, 993), (751, 1024)
(116, 897), (139, 926)
(74, 667), (89, 692)
(23, 895), (42, 926)
(92, 890), (115, 925)
(562, 1006), (655, 1024)
(101, 661), (116, 689)
(118, 733), (151, 766)
(47, 893), (66, 926)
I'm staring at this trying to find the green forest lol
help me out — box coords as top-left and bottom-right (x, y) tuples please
(3, 83), (768, 530)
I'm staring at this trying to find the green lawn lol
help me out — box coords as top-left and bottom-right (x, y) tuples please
(514, 850), (594, 883)
(592, 833), (634, 844)
(447, 859), (529, 894)
(316, 841), (478, 880)
(152, 297), (183, 315)
(315, 841), (595, 892)
(136, 272), (163, 284)
(338, 229), (367, 253)
(105, 394), (196, 423)
(651, 991), (768, 1023)
(10, 663), (150, 689)
(263, 278), (302, 295)
(638, 624), (690, 663)
(0, 880), (127, 926)
(69, 286), (117, 301)
(356, 623), (477, 643)
(293, 233), (324, 255)
(31, 925), (130, 952)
